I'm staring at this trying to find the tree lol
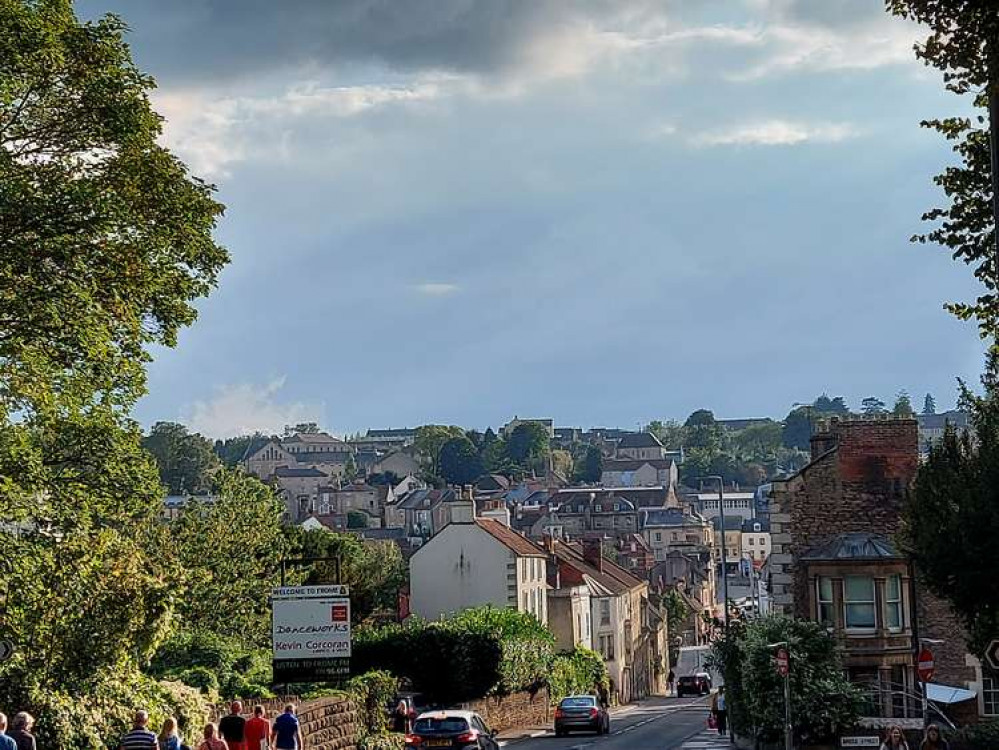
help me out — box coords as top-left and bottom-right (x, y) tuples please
(861, 397), (887, 415)
(439, 436), (484, 485)
(782, 406), (815, 450)
(506, 422), (551, 467)
(923, 393), (938, 415)
(213, 433), (270, 468)
(551, 449), (574, 478)
(414, 425), (465, 474)
(885, 2), (999, 338)
(284, 422), (319, 436)
(647, 419), (686, 450)
(367, 471), (401, 487)
(812, 394), (850, 415)
(709, 616), (863, 746)
(900, 366), (999, 653)
(142, 421), (220, 494)
(347, 510), (369, 529)
(573, 445), (603, 483)
(731, 422), (782, 462)
(684, 410), (723, 453)
(892, 390), (915, 417)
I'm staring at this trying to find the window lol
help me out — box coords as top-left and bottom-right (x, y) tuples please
(599, 599), (611, 625)
(654, 532), (662, 542)
(844, 576), (876, 629)
(984, 677), (999, 716)
(886, 575), (902, 630)
(818, 577), (835, 626)
(599, 635), (615, 660)
(760, 537), (766, 546)
(522, 592), (528, 611)
(748, 538), (754, 546)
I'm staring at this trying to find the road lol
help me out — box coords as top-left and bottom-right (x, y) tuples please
(506, 696), (723, 750)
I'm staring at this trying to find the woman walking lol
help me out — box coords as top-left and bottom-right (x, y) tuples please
(880, 725), (910, 750)
(919, 724), (949, 750)
(159, 717), (182, 750)
(197, 723), (228, 750)
(7, 713), (36, 750)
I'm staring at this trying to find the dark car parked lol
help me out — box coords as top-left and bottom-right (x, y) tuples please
(554, 695), (610, 737)
(404, 711), (499, 750)
(676, 673), (712, 697)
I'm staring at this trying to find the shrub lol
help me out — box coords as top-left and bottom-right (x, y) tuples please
(548, 648), (609, 703)
(148, 629), (272, 698)
(956, 719), (999, 750)
(348, 671), (400, 735)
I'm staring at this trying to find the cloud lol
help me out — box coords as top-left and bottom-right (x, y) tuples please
(415, 283), (460, 296)
(183, 377), (323, 438)
(693, 120), (859, 147)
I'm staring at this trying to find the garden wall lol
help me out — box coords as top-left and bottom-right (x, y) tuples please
(463, 690), (551, 732)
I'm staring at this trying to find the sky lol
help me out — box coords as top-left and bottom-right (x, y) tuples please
(76, 0), (988, 438)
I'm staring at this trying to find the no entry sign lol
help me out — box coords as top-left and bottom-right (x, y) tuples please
(776, 647), (789, 677)
(917, 648), (935, 683)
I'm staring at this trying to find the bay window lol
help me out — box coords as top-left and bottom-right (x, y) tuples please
(844, 575), (877, 629)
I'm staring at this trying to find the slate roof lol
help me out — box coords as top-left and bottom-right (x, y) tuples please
(602, 458), (675, 472)
(554, 540), (645, 596)
(476, 519), (545, 557)
(616, 432), (663, 449)
(367, 428), (418, 438)
(741, 519), (770, 533)
(802, 532), (902, 561)
(392, 488), (457, 510)
(284, 432), (345, 444)
(642, 508), (701, 528)
(274, 466), (328, 478)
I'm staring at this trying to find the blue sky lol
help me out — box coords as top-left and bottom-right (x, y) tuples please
(78, 0), (987, 437)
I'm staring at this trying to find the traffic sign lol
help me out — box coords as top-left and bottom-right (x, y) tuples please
(917, 648), (935, 683)
(985, 640), (999, 672)
(0, 641), (13, 663)
(776, 647), (789, 677)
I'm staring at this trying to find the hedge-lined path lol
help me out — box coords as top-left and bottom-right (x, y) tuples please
(501, 696), (711, 750)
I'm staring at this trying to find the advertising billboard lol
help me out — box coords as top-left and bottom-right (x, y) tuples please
(271, 585), (350, 683)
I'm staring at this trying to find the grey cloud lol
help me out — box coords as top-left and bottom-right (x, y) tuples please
(75, 0), (653, 82)
(768, 0), (887, 29)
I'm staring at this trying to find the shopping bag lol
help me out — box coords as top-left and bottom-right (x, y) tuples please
(707, 714), (717, 730)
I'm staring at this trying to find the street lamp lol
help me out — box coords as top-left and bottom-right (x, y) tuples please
(701, 475), (729, 630)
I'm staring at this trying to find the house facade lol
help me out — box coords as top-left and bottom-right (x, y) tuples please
(601, 459), (678, 488)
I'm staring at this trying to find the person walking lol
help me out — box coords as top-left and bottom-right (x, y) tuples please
(219, 701), (246, 750)
(270, 704), (303, 750)
(667, 670), (676, 697)
(158, 717), (182, 750)
(392, 700), (409, 734)
(7, 712), (35, 750)
(0, 712), (17, 750)
(197, 724), (228, 750)
(919, 724), (948, 750)
(710, 687), (728, 737)
(120, 710), (157, 750)
(880, 725), (910, 750)
(245, 706), (270, 750)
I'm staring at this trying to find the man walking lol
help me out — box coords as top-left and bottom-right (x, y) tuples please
(0, 713), (17, 750)
(245, 705), (270, 750)
(711, 687), (728, 737)
(219, 701), (247, 750)
(271, 704), (303, 750)
(120, 710), (157, 750)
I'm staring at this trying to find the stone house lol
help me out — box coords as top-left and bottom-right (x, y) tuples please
(243, 432), (354, 482)
(273, 466), (329, 521)
(641, 507), (714, 563)
(768, 416), (981, 725)
(741, 518), (771, 562)
(546, 583), (593, 652)
(548, 491), (640, 537)
(614, 432), (668, 461)
(601, 459), (678, 488)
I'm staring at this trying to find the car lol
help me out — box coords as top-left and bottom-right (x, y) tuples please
(405, 711), (499, 750)
(554, 695), (610, 737)
(676, 673), (712, 697)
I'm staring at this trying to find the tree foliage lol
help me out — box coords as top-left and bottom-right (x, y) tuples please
(507, 422), (551, 466)
(893, 390), (915, 417)
(573, 444), (603, 483)
(143, 421), (220, 494)
(861, 397), (887, 415)
(900, 367), (999, 653)
(923, 392), (938, 415)
(439, 435), (484, 485)
(709, 616), (863, 745)
(886, 1), (999, 337)
(414, 425), (465, 474)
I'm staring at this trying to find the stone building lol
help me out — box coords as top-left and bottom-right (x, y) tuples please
(768, 416), (980, 725)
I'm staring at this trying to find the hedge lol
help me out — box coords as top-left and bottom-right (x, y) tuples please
(548, 648), (608, 704)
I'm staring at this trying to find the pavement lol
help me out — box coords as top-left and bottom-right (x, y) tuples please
(496, 695), (716, 750)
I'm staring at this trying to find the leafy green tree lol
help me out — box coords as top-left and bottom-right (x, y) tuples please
(414, 424), (465, 474)
(551, 449), (574, 478)
(684, 410), (723, 453)
(573, 445), (603, 483)
(284, 422), (320, 436)
(709, 616), (863, 746)
(347, 510), (369, 529)
(647, 419), (686, 450)
(861, 397), (887, 415)
(731, 421), (781, 462)
(439, 436), (484, 485)
(143, 421), (220, 494)
(887, 1), (999, 337)
(782, 406), (815, 451)
(812, 394), (850, 415)
(214, 433), (270, 468)
(507, 421), (551, 468)
(892, 390), (915, 417)
(923, 393), (938, 415)
(900, 366), (999, 653)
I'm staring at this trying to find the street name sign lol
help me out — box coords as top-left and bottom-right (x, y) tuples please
(775, 647), (789, 677)
(841, 738), (880, 747)
(0, 641), (13, 663)
(985, 639), (999, 672)
(917, 648), (935, 683)
(271, 585), (350, 683)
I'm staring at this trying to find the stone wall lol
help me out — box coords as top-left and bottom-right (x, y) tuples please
(212, 695), (362, 750)
(463, 690), (550, 732)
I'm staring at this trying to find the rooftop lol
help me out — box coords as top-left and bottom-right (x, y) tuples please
(616, 432), (663, 449)
(476, 518), (545, 557)
(801, 532), (902, 561)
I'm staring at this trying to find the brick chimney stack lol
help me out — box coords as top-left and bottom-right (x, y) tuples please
(583, 538), (604, 573)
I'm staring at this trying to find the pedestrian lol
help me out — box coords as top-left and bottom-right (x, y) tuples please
(596, 683), (609, 710)
(710, 686), (728, 737)
(219, 701), (246, 750)
(245, 706), (270, 750)
(7, 712), (35, 750)
(880, 725), (910, 750)
(919, 724), (948, 750)
(392, 699), (408, 734)
(667, 669), (676, 696)
(270, 704), (302, 750)
(197, 724), (228, 750)
(159, 717), (182, 750)
(120, 710), (157, 750)
(0, 712), (17, 750)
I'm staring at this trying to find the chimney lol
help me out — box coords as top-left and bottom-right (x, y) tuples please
(583, 538), (604, 573)
(450, 498), (476, 525)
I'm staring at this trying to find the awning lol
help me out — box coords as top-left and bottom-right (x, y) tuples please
(926, 683), (977, 704)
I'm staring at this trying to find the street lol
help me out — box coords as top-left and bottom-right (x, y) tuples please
(505, 696), (725, 750)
